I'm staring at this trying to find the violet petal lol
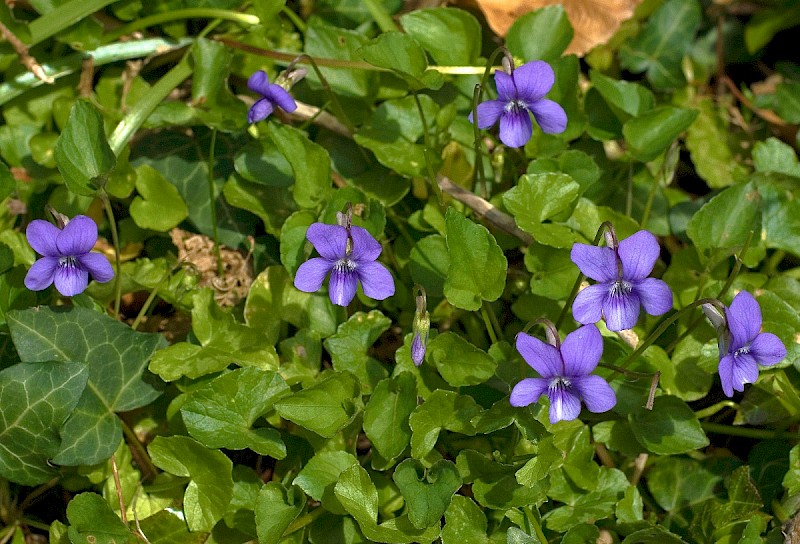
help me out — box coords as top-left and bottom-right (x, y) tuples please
(294, 257), (334, 293)
(618, 230), (660, 281)
(528, 99), (567, 134)
(603, 291), (641, 331)
(498, 109), (533, 148)
(572, 283), (608, 325)
(349, 226), (382, 262)
(77, 253), (114, 283)
(24, 257), (58, 291)
(248, 98), (274, 123)
(247, 70), (272, 95)
(469, 99), (505, 129)
(570, 244), (617, 283)
(547, 385), (582, 423)
(26, 220), (61, 257)
(634, 277), (673, 317)
(719, 352), (759, 397)
(53, 263), (89, 296)
(515, 332), (562, 378)
(411, 334), (426, 366)
(328, 267), (358, 306)
(57, 215), (97, 256)
(494, 71), (516, 101)
(265, 85), (297, 113)
(356, 261), (395, 301)
(726, 291), (762, 347)
(306, 223), (348, 261)
(512, 60), (555, 102)
(509, 377), (549, 407)
(572, 375), (616, 413)
(749, 332), (787, 366)
(560, 324), (603, 376)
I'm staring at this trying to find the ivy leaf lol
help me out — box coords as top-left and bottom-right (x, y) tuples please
(324, 310), (392, 393)
(393, 458), (462, 529)
(444, 208), (507, 311)
(148, 435), (234, 532)
(0, 361), (87, 485)
(7, 307), (166, 466)
(180, 367), (290, 458)
(275, 370), (363, 437)
(54, 100), (115, 196)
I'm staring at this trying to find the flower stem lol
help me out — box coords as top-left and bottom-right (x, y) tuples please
(362, 0), (400, 32)
(700, 422), (795, 440)
(104, 8), (259, 42)
(100, 192), (122, 319)
(480, 302), (499, 345)
(412, 91), (443, 204)
(471, 47), (509, 198)
(206, 129), (224, 278)
(281, 6), (307, 33)
(290, 54), (356, 134)
(284, 506), (326, 536)
(131, 267), (173, 331)
(693, 400), (737, 419)
(555, 221), (614, 329)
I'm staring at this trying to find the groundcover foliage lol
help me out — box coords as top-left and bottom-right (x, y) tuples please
(1, 0), (800, 542)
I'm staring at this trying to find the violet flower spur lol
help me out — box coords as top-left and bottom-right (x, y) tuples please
(469, 60), (567, 148)
(570, 230), (673, 331)
(714, 291), (786, 397)
(510, 324), (616, 424)
(247, 70), (298, 123)
(24, 215), (114, 297)
(293, 222), (395, 306)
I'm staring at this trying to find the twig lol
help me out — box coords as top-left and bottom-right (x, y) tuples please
(721, 75), (787, 127)
(110, 453), (128, 525)
(78, 57), (94, 97)
(291, 101), (352, 137)
(437, 175), (534, 245)
(630, 453), (648, 486)
(645, 371), (660, 410)
(0, 20), (54, 83)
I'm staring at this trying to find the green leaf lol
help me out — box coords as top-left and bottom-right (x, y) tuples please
(280, 210), (317, 276)
(180, 367), (289, 458)
(0, 362), (87, 485)
(65, 492), (131, 544)
(621, 526), (688, 544)
(400, 8), (481, 65)
(359, 32), (442, 91)
(324, 310), (392, 393)
(304, 21), (377, 98)
(233, 138), (294, 187)
(255, 483), (306, 544)
(543, 468), (628, 532)
(759, 176), (800, 255)
(752, 137), (800, 178)
(275, 370), (362, 437)
(629, 396), (709, 455)
(393, 458), (462, 529)
(523, 244), (575, 300)
(685, 98), (749, 188)
(54, 99), (116, 195)
(441, 495), (489, 544)
(507, 527), (542, 544)
(645, 457), (722, 512)
(711, 466), (762, 527)
(7, 307), (165, 466)
(444, 208), (507, 311)
(148, 435), (234, 532)
(130, 164), (189, 231)
(623, 106), (698, 162)
(266, 123), (332, 209)
(334, 464), (440, 544)
(364, 373), (417, 464)
(456, 449), (542, 510)
(293, 450), (359, 515)
(0, 160), (15, 202)
(506, 5), (573, 62)
(409, 390), (481, 460)
(150, 290), (279, 381)
(427, 332), (497, 387)
(589, 71), (654, 118)
(744, 5), (800, 53)
(410, 235), (449, 298)
(503, 172), (581, 239)
(619, 0), (702, 89)
(686, 181), (760, 255)
(774, 82), (800, 124)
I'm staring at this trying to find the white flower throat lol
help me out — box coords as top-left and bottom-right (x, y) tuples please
(609, 280), (632, 297)
(505, 99), (529, 114)
(58, 256), (77, 268)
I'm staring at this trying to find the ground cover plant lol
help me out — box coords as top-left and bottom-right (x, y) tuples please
(1, 0), (800, 542)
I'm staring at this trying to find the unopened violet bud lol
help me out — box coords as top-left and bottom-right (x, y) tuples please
(411, 285), (430, 366)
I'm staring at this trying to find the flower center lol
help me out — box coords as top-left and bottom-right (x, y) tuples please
(58, 256), (78, 269)
(609, 280), (632, 297)
(734, 344), (751, 358)
(504, 99), (528, 114)
(334, 258), (357, 274)
(549, 376), (571, 391)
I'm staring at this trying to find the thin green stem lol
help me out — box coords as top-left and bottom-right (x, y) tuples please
(412, 91), (443, 203)
(701, 422), (795, 440)
(120, 417), (157, 482)
(292, 54), (356, 133)
(104, 9), (259, 43)
(615, 298), (721, 374)
(555, 221), (614, 329)
(764, 250), (786, 275)
(100, 192), (122, 318)
(362, 0), (400, 32)
(471, 47), (508, 197)
(693, 400), (737, 419)
(131, 267), (173, 330)
(528, 510), (548, 544)
(284, 507), (326, 536)
(480, 302), (500, 345)
(640, 166), (660, 228)
(20, 519), (50, 532)
(484, 300), (504, 342)
(206, 129), (224, 277)
(280, 6), (307, 33)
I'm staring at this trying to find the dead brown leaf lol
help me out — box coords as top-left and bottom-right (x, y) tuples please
(463, 0), (642, 56)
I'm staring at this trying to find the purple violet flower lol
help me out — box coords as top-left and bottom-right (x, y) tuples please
(570, 230), (673, 331)
(469, 60), (567, 148)
(247, 70), (298, 123)
(293, 222), (395, 306)
(716, 291), (786, 397)
(411, 333), (426, 366)
(24, 215), (114, 296)
(510, 324), (616, 424)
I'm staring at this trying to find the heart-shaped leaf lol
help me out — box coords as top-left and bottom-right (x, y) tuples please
(393, 458), (462, 529)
